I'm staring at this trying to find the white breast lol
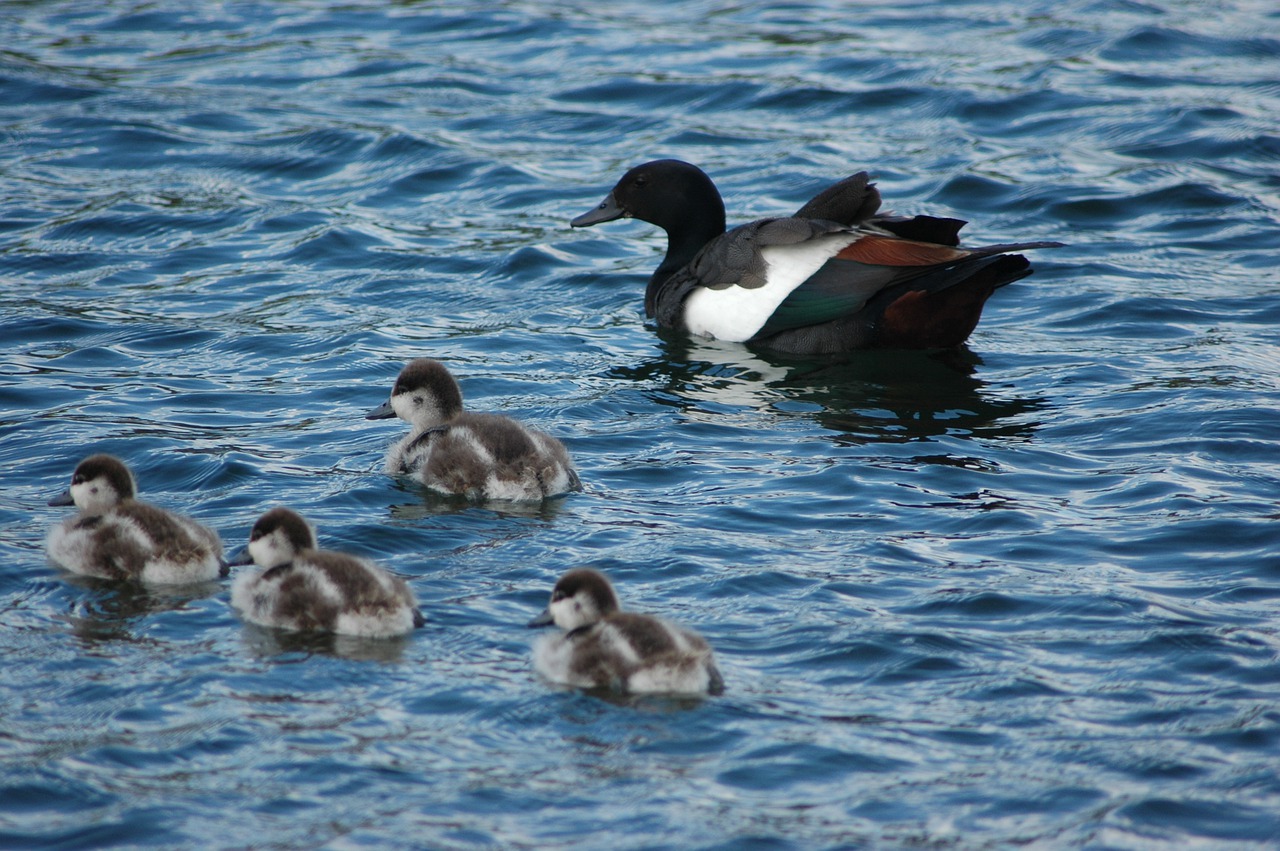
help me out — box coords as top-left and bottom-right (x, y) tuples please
(532, 632), (580, 686)
(682, 233), (854, 342)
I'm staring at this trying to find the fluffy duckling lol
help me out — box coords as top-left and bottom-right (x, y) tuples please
(528, 568), (724, 695)
(230, 507), (424, 638)
(46, 454), (224, 584)
(366, 358), (580, 501)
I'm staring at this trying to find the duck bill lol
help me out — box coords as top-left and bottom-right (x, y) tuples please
(48, 490), (74, 507)
(571, 191), (627, 228)
(365, 400), (396, 420)
(526, 608), (554, 628)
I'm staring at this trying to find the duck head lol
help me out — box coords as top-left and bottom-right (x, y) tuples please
(50, 454), (136, 515)
(528, 568), (622, 632)
(366, 358), (464, 429)
(231, 506), (316, 569)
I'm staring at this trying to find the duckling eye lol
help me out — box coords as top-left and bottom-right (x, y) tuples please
(413, 395), (423, 406)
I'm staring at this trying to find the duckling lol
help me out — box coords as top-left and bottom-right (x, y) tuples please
(528, 568), (724, 695)
(366, 358), (580, 501)
(46, 454), (224, 584)
(229, 507), (424, 638)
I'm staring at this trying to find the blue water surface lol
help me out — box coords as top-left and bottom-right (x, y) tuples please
(2, 0), (1279, 847)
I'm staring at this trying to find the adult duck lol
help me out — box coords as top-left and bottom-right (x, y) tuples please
(571, 159), (1062, 354)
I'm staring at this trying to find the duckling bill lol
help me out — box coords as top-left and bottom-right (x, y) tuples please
(572, 159), (1063, 354)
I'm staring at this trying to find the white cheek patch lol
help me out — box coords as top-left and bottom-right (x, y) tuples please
(549, 596), (586, 631)
(248, 531), (291, 570)
(71, 479), (117, 515)
(682, 233), (855, 342)
(392, 392), (445, 429)
(390, 393), (417, 423)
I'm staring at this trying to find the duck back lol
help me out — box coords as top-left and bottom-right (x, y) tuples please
(231, 550), (420, 638)
(414, 413), (579, 501)
(535, 612), (723, 695)
(47, 499), (223, 583)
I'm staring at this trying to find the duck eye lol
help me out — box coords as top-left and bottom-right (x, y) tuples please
(634, 176), (647, 188)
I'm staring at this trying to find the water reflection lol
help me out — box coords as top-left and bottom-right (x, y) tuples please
(57, 574), (224, 645)
(544, 682), (715, 712)
(613, 333), (1048, 446)
(386, 490), (573, 522)
(236, 621), (415, 663)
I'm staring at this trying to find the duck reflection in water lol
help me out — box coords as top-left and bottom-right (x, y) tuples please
(55, 574), (225, 646)
(236, 621), (415, 663)
(613, 333), (1047, 448)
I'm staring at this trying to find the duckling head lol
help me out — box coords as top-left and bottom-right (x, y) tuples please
(232, 506), (317, 570)
(528, 568), (622, 632)
(49, 454), (136, 515)
(366, 358), (464, 430)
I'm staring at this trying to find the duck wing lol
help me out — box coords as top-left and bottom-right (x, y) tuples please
(753, 232), (1007, 339)
(792, 171), (967, 246)
(648, 217), (856, 330)
(792, 171), (882, 224)
(656, 216), (991, 343)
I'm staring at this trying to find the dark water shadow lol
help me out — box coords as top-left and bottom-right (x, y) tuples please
(235, 620), (414, 663)
(612, 332), (1048, 447)
(542, 680), (715, 712)
(56, 572), (225, 645)
(385, 484), (576, 522)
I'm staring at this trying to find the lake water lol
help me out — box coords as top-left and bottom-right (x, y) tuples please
(2, 0), (1279, 847)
